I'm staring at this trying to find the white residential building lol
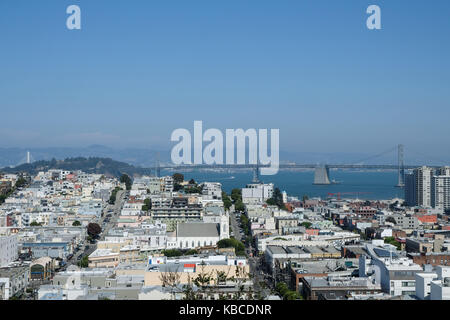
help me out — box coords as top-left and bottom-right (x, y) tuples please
(200, 182), (222, 200)
(415, 166), (433, 207)
(416, 266), (450, 300)
(359, 243), (422, 297)
(242, 183), (274, 205)
(0, 234), (18, 267)
(430, 266), (450, 300)
(431, 175), (450, 211)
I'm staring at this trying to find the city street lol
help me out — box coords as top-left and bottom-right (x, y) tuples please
(99, 189), (126, 241)
(66, 189), (127, 267)
(229, 209), (271, 298)
(229, 209), (242, 241)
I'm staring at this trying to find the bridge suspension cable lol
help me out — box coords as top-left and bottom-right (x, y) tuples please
(405, 148), (450, 167)
(16, 151), (35, 166)
(351, 146), (397, 165)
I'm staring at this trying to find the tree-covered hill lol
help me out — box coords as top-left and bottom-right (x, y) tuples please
(0, 157), (153, 178)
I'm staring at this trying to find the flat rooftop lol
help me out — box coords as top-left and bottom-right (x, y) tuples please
(89, 249), (118, 258)
(177, 223), (220, 237)
(267, 246), (287, 254)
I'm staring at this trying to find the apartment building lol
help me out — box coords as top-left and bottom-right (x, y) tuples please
(0, 234), (18, 267)
(88, 249), (120, 268)
(416, 266), (450, 300)
(0, 264), (29, 299)
(144, 254), (249, 286)
(242, 183), (274, 205)
(302, 276), (382, 300)
(405, 166), (450, 211)
(359, 243), (422, 296)
(432, 174), (450, 211)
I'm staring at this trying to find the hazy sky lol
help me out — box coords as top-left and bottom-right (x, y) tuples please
(1, 1), (450, 159)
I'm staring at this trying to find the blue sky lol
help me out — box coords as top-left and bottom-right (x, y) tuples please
(1, 0), (450, 159)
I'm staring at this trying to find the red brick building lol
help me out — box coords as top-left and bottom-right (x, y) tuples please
(408, 252), (450, 266)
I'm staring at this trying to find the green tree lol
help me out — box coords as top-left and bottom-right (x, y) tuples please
(266, 188), (285, 210)
(172, 173), (184, 184)
(185, 185), (202, 194)
(240, 213), (250, 236)
(231, 189), (242, 202)
(15, 177), (27, 188)
(276, 282), (301, 300)
(217, 238), (245, 256)
(143, 198), (152, 211)
(222, 192), (232, 211)
(162, 249), (183, 257)
(120, 174), (132, 190)
(87, 223), (102, 238)
(109, 187), (121, 204)
(300, 222), (312, 229)
(272, 188), (285, 209)
(384, 236), (401, 250)
(72, 220), (81, 226)
(30, 221), (42, 227)
(78, 255), (89, 268)
(234, 200), (245, 212)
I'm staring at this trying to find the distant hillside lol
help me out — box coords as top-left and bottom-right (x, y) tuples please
(0, 157), (154, 178)
(0, 146), (171, 168)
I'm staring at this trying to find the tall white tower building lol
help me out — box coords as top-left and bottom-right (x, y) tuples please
(414, 166), (433, 207)
(431, 167), (450, 212)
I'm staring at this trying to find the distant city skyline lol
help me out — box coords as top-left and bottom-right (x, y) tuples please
(1, 1), (450, 159)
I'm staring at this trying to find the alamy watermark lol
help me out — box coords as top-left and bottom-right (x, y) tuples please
(66, 5), (81, 30)
(170, 121), (279, 175)
(65, 4), (381, 31)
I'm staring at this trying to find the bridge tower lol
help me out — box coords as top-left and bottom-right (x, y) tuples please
(26, 151), (31, 164)
(252, 162), (261, 183)
(313, 165), (331, 185)
(396, 144), (405, 188)
(155, 152), (161, 178)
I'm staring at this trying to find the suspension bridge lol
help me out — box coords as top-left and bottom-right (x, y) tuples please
(15, 145), (448, 187)
(15, 151), (35, 166)
(154, 144), (447, 187)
